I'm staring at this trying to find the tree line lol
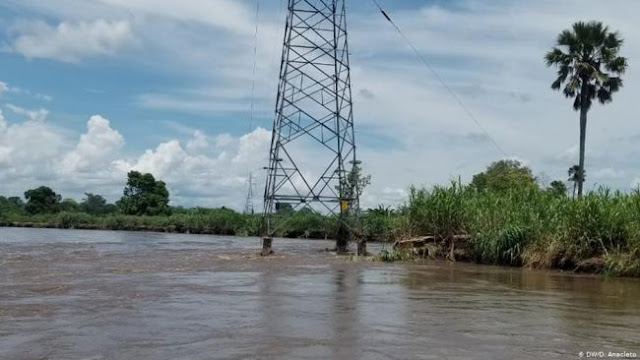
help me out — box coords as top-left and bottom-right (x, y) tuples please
(470, 159), (590, 199)
(0, 159), (601, 221)
(0, 171), (170, 217)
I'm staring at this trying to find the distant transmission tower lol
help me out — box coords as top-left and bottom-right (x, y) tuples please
(244, 172), (256, 215)
(261, 0), (359, 255)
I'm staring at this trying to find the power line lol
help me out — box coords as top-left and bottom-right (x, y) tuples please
(244, 0), (261, 215)
(248, 0), (260, 136)
(370, 0), (508, 157)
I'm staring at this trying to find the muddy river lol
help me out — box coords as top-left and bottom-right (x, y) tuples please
(1, 228), (639, 359)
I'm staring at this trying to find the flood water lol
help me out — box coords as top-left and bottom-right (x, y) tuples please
(1, 228), (639, 360)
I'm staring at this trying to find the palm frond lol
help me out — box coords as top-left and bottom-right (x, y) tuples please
(604, 32), (624, 51)
(597, 87), (612, 104)
(605, 56), (628, 74)
(546, 21), (627, 109)
(573, 94), (581, 111)
(545, 48), (569, 67)
(586, 84), (597, 99)
(558, 28), (579, 50)
(603, 77), (623, 93)
(563, 76), (580, 98)
(551, 64), (572, 90)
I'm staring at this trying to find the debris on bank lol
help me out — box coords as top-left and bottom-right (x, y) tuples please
(375, 235), (472, 262)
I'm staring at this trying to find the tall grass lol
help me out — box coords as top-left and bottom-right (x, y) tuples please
(406, 182), (468, 240)
(400, 184), (640, 276)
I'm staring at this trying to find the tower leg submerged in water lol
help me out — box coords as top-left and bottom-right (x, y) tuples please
(261, 0), (360, 254)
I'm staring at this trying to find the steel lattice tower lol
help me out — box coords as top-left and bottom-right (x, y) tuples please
(262, 0), (359, 254)
(244, 172), (256, 215)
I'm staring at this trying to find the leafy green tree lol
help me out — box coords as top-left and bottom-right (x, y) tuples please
(104, 204), (118, 214)
(7, 197), (24, 208)
(471, 159), (538, 193)
(60, 198), (80, 212)
(0, 197), (19, 218)
(332, 163), (371, 251)
(546, 21), (627, 198)
(0, 196), (25, 214)
(117, 171), (171, 216)
(338, 163), (372, 208)
(24, 186), (62, 214)
(275, 203), (294, 214)
(81, 193), (114, 215)
(547, 180), (568, 197)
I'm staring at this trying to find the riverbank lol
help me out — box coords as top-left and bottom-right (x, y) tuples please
(0, 210), (329, 238)
(1, 221), (247, 235)
(2, 184), (640, 277)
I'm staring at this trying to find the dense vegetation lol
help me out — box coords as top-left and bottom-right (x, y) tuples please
(393, 183), (640, 277)
(1, 160), (639, 277)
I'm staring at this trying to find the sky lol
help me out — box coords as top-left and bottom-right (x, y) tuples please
(0, 0), (639, 210)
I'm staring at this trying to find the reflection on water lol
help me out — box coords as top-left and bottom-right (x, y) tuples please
(0, 228), (639, 359)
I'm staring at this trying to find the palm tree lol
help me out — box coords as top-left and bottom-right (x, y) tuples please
(568, 165), (584, 199)
(546, 21), (627, 198)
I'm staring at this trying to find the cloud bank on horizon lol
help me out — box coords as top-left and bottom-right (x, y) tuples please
(0, 0), (639, 209)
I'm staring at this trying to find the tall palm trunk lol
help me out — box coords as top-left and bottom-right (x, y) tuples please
(577, 80), (588, 198)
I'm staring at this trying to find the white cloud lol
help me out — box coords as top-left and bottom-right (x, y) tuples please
(0, 111), (70, 181)
(62, 115), (124, 173)
(0, 112), (271, 209)
(0, 80), (52, 102)
(214, 133), (234, 150)
(0, 110), (9, 165)
(361, 187), (407, 210)
(344, 0), (640, 201)
(186, 130), (210, 155)
(593, 168), (623, 180)
(9, 87), (53, 102)
(556, 146), (579, 162)
(97, 0), (253, 35)
(125, 140), (191, 177)
(0, 112), (272, 208)
(138, 86), (274, 114)
(138, 93), (246, 114)
(5, 104), (49, 122)
(112, 126), (271, 207)
(3, 0), (640, 207)
(9, 19), (135, 63)
(232, 128), (270, 166)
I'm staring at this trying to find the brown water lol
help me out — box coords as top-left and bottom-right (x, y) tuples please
(1, 228), (639, 360)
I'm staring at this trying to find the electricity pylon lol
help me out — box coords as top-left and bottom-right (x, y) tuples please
(244, 172), (256, 215)
(261, 0), (359, 255)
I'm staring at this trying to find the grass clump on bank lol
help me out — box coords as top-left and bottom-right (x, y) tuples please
(386, 183), (640, 277)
